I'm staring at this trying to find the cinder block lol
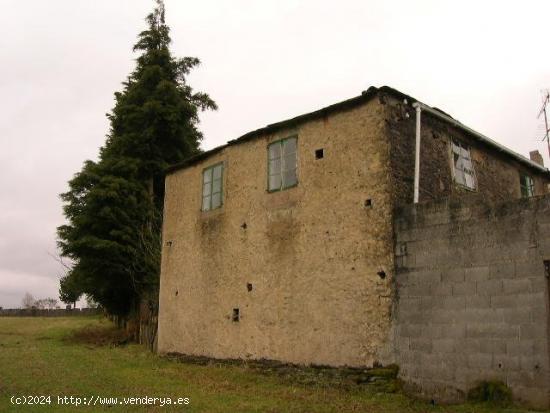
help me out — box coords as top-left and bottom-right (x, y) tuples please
(452, 282), (476, 296)
(501, 308), (531, 325)
(511, 386), (550, 411)
(441, 268), (465, 283)
(399, 363), (420, 379)
(431, 282), (452, 296)
(410, 338), (433, 352)
(520, 324), (547, 339)
(456, 338), (480, 354)
(421, 364), (455, 382)
(429, 296), (447, 310)
(414, 251), (441, 268)
(463, 308), (503, 324)
(440, 323), (466, 339)
(425, 211), (451, 226)
(442, 352), (468, 367)
(465, 266), (490, 282)
(400, 349), (422, 365)
(420, 296), (436, 311)
(533, 339), (549, 356)
(511, 247), (540, 264)
(419, 352), (440, 367)
(516, 292), (546, 309)
(479, 338), (506, 355)
(431, 310), (456, 324)
(467, 353), (493, 369)
(493, 323), (520, 339)
(502, 278), (531, 295)
(432, 338), (455, 353)
(466, 295), (490, 309)
(466, 323), (491, 339)
(506, 371), (537, 388)
(399, 323), (422, 339)
(466, 323), (518, 339)
(506, 339), (534, 356)
(493, 355), (520, 371)
(398, 297), (421, 313)
(490, 295), (516, 309)
(396, 336), (410, 353)
(454, 366), (476, 385)
(395, 242), (408, 257)
(408, 269), (441, 285)
(404, 240), (429, 255)
(519, 354), (549, 372)
(468, 247), (494, 266)
(403, 253), (417, 268)
(476, 279), (503, 296)
(406, 310), (432, 324)
(442, 296), (466, 311)
(489, 263), (515, 280)
(401, 282), (431, 297)
(529, 276), (547, 293)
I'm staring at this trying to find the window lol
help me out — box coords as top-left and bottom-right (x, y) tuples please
(268, 137), (297, 191)
(520, 174), (534, 198)
(451, 140), (476, 190)
(202, 163), (223, 211)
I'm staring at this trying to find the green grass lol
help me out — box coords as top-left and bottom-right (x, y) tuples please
(0, 316), (545, 412)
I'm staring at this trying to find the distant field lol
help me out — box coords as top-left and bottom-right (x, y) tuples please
(0, 316), (544, 413)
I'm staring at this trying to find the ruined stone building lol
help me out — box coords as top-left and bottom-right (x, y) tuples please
(157, 86), (550, 408)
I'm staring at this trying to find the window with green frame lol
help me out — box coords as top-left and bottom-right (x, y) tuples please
(202, 163), (223, 211)
(520, 174), (534, 198)
(268, 137), (297, 192)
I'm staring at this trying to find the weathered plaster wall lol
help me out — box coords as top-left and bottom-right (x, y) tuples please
(393, 195), (550, 408)
(383, 95), (550, 206)
(158, 98), (395, 367)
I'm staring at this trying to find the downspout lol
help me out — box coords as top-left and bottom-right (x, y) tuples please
(413, 103), (422, 203)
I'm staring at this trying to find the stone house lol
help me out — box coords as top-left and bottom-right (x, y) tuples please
(157, 86), (550, 407)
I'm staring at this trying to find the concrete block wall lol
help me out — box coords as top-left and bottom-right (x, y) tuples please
(393, 194), (550, 409)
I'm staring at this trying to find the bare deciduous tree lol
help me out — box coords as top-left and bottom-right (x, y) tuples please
(35, 298), (58, 310)
(22, 292), (35, 309)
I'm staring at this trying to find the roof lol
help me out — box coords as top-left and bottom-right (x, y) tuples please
(165, 86), (550, 176)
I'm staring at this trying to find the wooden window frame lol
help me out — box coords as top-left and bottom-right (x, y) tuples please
(520, 174), (535, 198)
(202, 162), (224, 211)
(450, 139), (477, 191)
(267, 136), (298, 192)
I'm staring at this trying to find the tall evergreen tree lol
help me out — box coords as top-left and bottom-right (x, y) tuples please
(57, 0), (216, 317)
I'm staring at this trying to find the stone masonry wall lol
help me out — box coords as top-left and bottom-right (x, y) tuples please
(393, 194), (550, 408)
(158, 97), (395, 367)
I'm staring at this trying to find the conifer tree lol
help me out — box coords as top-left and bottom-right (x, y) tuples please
(57, 0), (216, 317)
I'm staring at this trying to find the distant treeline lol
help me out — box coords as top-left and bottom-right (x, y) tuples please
(0, 308), (102, 317)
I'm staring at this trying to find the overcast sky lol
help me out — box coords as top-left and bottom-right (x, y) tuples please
(1, 0), (550, 308)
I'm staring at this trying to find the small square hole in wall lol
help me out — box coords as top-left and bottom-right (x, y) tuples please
(315, 148), (324, 159)
(232, 308), (240, 322)
(544, 260), (550, 278)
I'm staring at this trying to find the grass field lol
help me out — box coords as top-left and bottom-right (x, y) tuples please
(0, 316), (545, 413)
